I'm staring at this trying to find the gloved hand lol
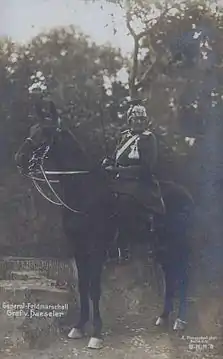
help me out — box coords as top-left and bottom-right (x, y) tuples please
(101, 157), (114, 167)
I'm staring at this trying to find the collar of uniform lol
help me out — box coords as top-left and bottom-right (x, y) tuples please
(142, 129), (152, 135)
(130, 129), (151, 136)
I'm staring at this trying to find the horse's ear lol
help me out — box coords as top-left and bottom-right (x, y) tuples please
(49, 100), (59, 122)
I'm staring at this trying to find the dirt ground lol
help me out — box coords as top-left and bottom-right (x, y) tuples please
(0, 258), (222, 359)
(0, 311), (222, 359)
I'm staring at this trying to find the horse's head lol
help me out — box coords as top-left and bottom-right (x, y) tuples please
(15, 99), (88, 180)
(15, 100), (112, 214)
(15, 100), (59, 175)
(15, 99), (93, 212)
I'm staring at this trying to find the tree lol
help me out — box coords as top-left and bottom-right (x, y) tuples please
(0, 26), (128, 255)
(0, 26), (128, 163)
(87, 0), (223, 188)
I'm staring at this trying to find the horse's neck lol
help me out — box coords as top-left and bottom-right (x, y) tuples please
(54, 129), (111, 209)
(58, 129), (92, 171)
(58, 163), (109, 211)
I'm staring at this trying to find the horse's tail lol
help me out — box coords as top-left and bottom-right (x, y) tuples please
(160, 180), (194, 205)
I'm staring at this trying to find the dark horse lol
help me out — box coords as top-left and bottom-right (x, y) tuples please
(15, 101), (195, 349)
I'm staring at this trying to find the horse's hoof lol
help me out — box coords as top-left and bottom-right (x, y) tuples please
(68, 327), (84, 339)
(173, 318), (187, 331)
(87, 337), (104, 349)
(155, 316), (167, 326)
(155, 317), (164, 326)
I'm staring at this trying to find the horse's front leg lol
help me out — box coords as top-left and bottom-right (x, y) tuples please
(68, 253), (90, 339)
(88, 252), (105, 349)
(156, 264), (175, 327)
(173, 260), (189, 331)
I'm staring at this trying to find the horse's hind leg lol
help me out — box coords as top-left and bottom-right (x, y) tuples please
(88, 251), (105, 349)
(68, 252), (90, 339)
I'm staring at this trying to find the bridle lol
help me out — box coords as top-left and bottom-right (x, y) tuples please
(21, 133), (90, 215)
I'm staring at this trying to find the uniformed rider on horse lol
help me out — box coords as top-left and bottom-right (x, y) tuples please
(102, 101), (165, 218)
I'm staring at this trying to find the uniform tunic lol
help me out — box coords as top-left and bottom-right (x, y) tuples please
(110, 129), (165, 215)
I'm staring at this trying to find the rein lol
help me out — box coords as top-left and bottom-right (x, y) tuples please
(40, 165), (89, 214)
(25, 138), (90, 215)
(30, 166), (90, 215)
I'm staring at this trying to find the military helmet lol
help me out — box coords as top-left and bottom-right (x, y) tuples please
(127, 104), (148, 123)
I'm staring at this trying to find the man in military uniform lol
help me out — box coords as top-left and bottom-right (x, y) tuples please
(103, 102), (165, 214)
(103, 101), (165, 259)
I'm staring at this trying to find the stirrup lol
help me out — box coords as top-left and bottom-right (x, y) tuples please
(118, 248), (130, 261)
(148, 214), (155, 232)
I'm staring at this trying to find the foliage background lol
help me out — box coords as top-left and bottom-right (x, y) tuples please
(0, 0), (223, 270)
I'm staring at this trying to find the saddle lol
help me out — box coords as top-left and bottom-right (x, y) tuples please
(110, 175), (165, 215)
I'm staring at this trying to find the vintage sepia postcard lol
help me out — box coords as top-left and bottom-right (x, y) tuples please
(0, 0), (222, 358)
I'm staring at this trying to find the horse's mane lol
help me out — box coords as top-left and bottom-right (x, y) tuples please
(65, 127), (88, 158)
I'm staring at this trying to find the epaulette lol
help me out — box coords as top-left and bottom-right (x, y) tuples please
(121, 129), (130, 134)
(142, 130), (152, 136)
(121, 129), (132, 137)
